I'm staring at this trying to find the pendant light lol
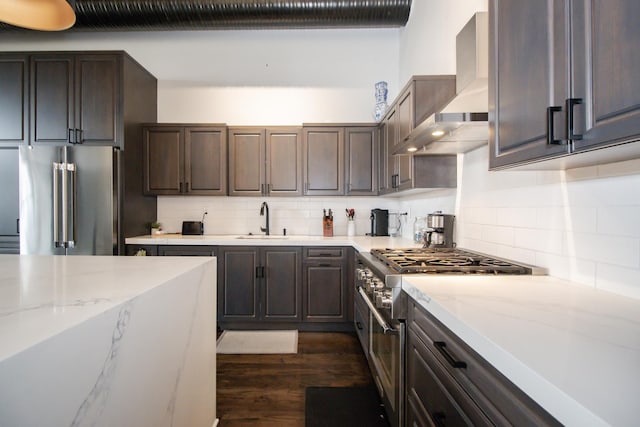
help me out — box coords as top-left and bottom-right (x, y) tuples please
(0, 0), (75, 31)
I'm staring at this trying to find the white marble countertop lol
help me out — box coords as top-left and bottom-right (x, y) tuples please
(403, 275), (640, 427)
(0, 255), (215, 363)
(125, 234), (420, 253)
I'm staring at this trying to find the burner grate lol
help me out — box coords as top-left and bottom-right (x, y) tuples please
(370, 248), (531, 274)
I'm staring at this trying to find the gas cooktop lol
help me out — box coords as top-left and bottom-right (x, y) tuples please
(370, 247), (532, 275)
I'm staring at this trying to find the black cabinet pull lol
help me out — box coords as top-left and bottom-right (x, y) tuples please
(68, 128), (74, 144)
(185, 182), (190, 192)
(255, 266), (265, 278)
(546, 106), (565, 145)
(432, 411), (446, 427)
(179, 182), (184, 193)
(16, 218), (19, 234)
(433, 341), (467, 369)
(260, 266), (265, 278)
(356, 321), (363, 330)
(255, 266), (261, 278)
(566, 98), (583, 141)
(75, 128), (82, 144)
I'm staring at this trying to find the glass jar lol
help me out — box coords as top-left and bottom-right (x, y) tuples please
(413, 216), (426, 243)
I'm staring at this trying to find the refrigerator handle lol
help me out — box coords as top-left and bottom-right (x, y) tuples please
(53, 163), (61, 247)
(68, 163), (77, 248)
(61, 162), (68, 246)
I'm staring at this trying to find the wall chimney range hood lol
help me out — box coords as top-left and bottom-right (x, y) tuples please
(393, 11), (488, 155)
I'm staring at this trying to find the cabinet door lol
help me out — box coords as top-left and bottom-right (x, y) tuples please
(489, 0), (570, 169)
(75, 54), (120, 145)
(0, 149), (19, 236)
(30, 55), (74, 144)
(303, 262), (347, 322)
(228, 128), (266, 196)
(0, 55), (28, 145)
(571, 0), (640, 152)
(263, 248), (302, 321)
(218, 247), (260, 321)
(345, 126), (377, 195)
(185, 126), (227, 195)
(383, 109), (400, 190)
(397, 86), (414, 145)
(303, 127), (344, 195)
(266, 128), (302, 196)
(143, 126), (184, 195)
(377, 124), (390, 194)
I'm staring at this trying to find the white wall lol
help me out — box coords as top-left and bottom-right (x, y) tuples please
(399, 0), (488, 82)
(2, 28), (400, 123)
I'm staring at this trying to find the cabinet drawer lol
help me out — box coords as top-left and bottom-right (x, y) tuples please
(304, 247), (345, 259)
(158, 245), (216, 256)
(407, 328), (490, 426)
(409, 300), (559, 426)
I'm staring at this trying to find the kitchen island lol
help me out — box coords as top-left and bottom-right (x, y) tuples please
(403, 275), (640, 427)
(0, 255), (217, 427)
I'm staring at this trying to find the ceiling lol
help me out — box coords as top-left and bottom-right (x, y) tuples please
(0, 0), (412, 31)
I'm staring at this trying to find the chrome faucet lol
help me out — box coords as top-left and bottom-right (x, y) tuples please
(259, 201), (270, 235)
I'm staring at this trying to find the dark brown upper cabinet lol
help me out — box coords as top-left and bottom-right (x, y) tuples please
(303, 126), (345, 196)
(345, 126), (378, 196)
(0, 55), (28, 146)
(228, 127), (303, 196)
(143, 124), (227, 196)
(378, 76), (457, 195)
(31, 53), (121, 146)
(489, 0), (640, 169)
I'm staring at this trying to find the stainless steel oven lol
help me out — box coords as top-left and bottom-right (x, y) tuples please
(354, 247), (538, 427)
(355, 252), (405, 427)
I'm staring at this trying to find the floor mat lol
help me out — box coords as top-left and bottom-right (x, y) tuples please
(216, 330), (298, 354)
(305, 386), (390, 427)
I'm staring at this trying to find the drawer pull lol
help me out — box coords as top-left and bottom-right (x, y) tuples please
(434, 341), (467, 369)
(356, 321), (363, 330)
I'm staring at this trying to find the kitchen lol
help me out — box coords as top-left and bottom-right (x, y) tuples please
(1, 0), (640, 426)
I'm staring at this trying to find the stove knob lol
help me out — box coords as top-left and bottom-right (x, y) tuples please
(379, 295), (393, 309)
(372, 278), (385, 290)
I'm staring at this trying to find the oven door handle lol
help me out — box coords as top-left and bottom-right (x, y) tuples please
(358, 287), (396, 334)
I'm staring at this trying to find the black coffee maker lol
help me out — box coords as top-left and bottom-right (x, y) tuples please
(369, 209), (389, 236)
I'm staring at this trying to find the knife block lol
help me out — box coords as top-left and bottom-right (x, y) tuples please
(323, 217), (334, 237)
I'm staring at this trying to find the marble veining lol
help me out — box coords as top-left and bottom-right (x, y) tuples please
(403, 275), (640, 427)
(0, 255), (217, 427)
(71, 303), (132, 426)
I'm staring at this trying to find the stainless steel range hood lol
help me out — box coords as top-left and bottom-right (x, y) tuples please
(393, 11), (488, 155)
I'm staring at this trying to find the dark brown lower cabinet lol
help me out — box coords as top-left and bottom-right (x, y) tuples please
(218, 246), (302, 324)
(406, 299), (560, 427)
(125, 244), (158, 256)
(158, 245), (216, 256)
(302, 247), (351, 323)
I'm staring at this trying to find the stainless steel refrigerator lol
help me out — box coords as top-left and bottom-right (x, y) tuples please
(18, 145), (145, 256)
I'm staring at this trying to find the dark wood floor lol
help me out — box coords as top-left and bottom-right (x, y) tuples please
(216, 331), (374, 427)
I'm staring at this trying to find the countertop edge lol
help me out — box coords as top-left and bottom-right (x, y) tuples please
(402, 280), (611, 427)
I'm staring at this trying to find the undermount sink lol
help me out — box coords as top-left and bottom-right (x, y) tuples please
(235, 235), (289, 240)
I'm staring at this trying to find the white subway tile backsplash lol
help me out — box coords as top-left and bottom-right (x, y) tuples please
(480, 225), (514, 246)
(595, 263), (640, 299)
(496, 207), (538, 228)
(513, 228), (564, 255)
(597, 207), (640, 238)
(568, 233), (640, 269)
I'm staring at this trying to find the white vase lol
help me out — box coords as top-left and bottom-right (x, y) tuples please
(347, 220), (355, 237)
